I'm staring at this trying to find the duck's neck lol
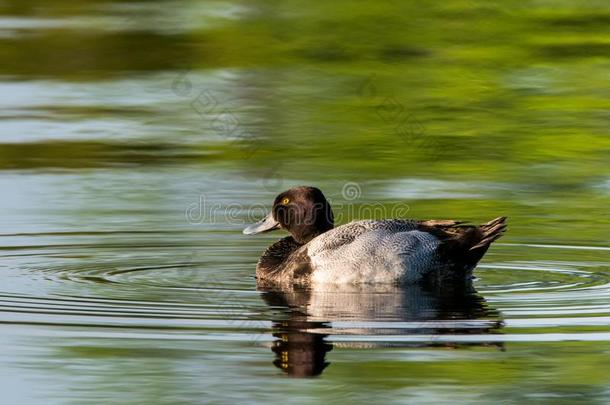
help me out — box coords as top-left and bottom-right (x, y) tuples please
(292, 229), (327, 244)
(256, 236), (303, 277)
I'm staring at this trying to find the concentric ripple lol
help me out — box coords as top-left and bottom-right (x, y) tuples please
(1, 232), (609, 347)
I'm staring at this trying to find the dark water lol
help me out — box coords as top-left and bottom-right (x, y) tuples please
(1, 1), (609, 403)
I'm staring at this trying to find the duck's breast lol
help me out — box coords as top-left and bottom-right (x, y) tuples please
(306, 221), (441, 284)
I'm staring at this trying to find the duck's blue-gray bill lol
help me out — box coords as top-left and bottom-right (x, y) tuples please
(243, 212), (280, 235)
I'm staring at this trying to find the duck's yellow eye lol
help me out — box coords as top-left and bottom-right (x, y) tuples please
(281, 197), (290, 205)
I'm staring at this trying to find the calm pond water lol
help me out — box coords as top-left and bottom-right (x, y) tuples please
(1, 0), (609, 403)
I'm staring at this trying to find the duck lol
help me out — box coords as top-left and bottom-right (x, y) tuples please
(243, 186), (507, 285)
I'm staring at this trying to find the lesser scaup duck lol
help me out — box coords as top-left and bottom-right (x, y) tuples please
(244, 186), (507, 285)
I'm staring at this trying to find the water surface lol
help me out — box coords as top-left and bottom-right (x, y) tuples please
(1, 0), (609, 403)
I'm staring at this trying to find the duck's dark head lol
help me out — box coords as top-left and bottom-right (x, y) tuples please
(243, 186), (334, 244)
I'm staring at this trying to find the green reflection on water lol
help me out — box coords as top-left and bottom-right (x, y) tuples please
(0, 0), (609, 403)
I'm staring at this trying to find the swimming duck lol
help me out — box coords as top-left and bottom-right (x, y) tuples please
(243, 186), (507, 285)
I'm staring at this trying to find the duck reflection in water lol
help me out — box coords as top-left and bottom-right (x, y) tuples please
(258, 280), (503, 377)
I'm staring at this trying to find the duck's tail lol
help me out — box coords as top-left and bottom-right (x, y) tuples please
(471, 216), (508, 251)
(458, 216), (507, 269)
(423, 216), (508, 272)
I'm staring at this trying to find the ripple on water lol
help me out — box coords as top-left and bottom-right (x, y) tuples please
(0, 234), (609, 346)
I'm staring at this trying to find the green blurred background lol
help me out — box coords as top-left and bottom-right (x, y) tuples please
(0, 0), (609, 403)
